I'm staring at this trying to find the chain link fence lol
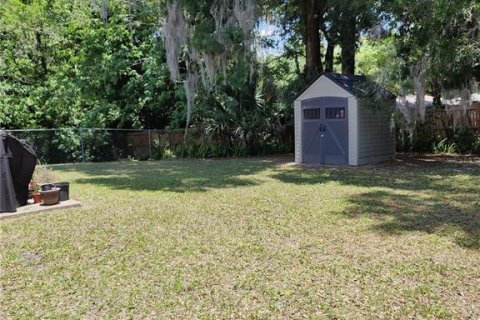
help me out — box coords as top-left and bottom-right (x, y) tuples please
(4, 128), (185, 164)
(4, 128), (294, 164)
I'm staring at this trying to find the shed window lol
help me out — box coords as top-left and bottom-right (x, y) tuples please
(304, 108), (321, 119)
(326, 107), (345, 119)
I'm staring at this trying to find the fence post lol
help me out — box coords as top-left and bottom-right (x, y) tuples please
(80, 128), (85, 163)
(148, 130), (152, 160)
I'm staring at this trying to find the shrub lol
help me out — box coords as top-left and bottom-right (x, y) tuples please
(81, 130), (117, 162)
(163, 148), (176, 159)
(452, 127), (476, 154)
(50, 129), (82, 163)
(472, 135), (480, 155)
(152, 138), (165, 160)
(433, 138), (458, 154)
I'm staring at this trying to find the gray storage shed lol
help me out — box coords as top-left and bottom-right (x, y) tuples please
(294, 73), (396, 165)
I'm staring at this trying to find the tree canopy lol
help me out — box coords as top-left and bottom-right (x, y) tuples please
(1, 0), (479, 148)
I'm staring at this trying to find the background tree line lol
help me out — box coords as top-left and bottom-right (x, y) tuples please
(1, 0), (479, 155)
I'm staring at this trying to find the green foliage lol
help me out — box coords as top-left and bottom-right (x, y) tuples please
(451, 127), (477, 154)
(386, 0), (480, 90)
(0, 0), (287, 157)
(1, 0), (478, 160)
(152, 131), (290, 160)
(152, 138), (165, 159)
(399, 124), (436, 153)
(473, 135), (480, 155)
(80, 130), (117, 162)
(50, 129), (82, 163)
(166, 141), (290, 159)
(0, 0), (179, 130)
(398, 123), (480, 155)
(433, 138), (458, 154)
(357, 36), (403, 94)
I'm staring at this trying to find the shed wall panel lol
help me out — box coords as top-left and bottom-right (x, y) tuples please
(348, 97), (359, 165)
(357, 100), (395, 165)
(294, 101), (302, 163)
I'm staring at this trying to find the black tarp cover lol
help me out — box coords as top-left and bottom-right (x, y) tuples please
(7, 134), (37, 206)
(0, 133), (17, 213)
(0, 133), (37, 213)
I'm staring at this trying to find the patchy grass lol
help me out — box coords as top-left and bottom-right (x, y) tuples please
(1, 156), (479, 319)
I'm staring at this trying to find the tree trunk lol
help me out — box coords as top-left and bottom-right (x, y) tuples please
(431, 78), (442, 107)
(324, 41), (335, 72)
(340, 15), (356, 75)
(301, 0), (327, 78)
(35, 30), (48, 78)
(294, 51), (302, 75)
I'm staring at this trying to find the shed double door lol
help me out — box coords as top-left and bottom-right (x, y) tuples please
(302, 97), (348, 164)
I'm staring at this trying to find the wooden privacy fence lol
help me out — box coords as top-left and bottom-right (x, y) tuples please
(118, 130), (186, 159)
(122, 128), (294, 159)
(428, 103), (480, 137)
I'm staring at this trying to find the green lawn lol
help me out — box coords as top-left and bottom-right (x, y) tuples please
(1, 156), (479, 319)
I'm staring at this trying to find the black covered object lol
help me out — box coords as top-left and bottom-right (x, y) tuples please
(0, 134), (17, 213)
(3, 134), (37, 209)
(7, 134), (37, 206)
(54, 182), (70, 201)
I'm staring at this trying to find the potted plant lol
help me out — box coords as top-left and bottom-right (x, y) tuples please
(41, 187), (60, 205)
(31, 165), (59, 205)
(28, 180), (35, 199)
(32, 182), (42, 204)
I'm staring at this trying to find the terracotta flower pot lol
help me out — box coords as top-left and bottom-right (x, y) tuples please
(32, 193), (42, 204)
(41, 188), (60, 206)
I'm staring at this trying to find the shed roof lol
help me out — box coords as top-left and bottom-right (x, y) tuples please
(297, 72), (395, 100)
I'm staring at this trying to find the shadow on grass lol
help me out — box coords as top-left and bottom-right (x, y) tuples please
(272, 158), (480, 193)
(270, 157), (480, 249)
(54, 156), (479, 248)
(346, 190), (480, 249)
(54, 158), (281, 192)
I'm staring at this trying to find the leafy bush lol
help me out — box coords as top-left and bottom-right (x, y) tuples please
(81, 130), (117, 162)
(150, 138), (289, 160)
(397, 124), (436, 153)
(397, 122), (479, 155)
(433, 138), (458, 154)
(50, 129), (82, 163)
(163, 149), (176, 159)
(472, 135), (480, 155)
(152, 138), (165, 160)
(450, 127), (476, 154)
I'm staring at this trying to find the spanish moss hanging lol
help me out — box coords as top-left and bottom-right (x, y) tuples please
(162, 0), (257, 138)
